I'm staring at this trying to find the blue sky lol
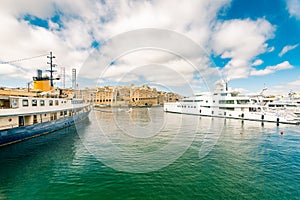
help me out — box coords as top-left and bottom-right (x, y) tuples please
(217, 0), (300, 93)
(0, 0), (300, 95)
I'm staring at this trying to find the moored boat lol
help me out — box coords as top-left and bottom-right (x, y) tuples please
(0, 52), (91, 147)
(0, 96), (91, 147)
(164, 81), (300, 125)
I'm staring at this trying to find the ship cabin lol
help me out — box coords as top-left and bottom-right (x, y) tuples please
(0, 96), (89, 131)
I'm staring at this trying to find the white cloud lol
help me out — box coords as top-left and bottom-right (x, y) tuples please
(278, 44), (299, 57)
(0, 0), (231, 89)
(287, 0), (300, 19)
(267, 46), (275, 52)
(270, 78), (300, 94)
(211, 18), (275, 79)
(287, 79), (300, 86)
(250, 61), (293, 76)
(252, 59), (263, 66)
(0, 0), (285, 94)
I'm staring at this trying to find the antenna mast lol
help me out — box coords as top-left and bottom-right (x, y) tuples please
(46, 51), (56, 87)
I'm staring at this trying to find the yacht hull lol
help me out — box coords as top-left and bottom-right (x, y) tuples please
(164, 103), (300, 125)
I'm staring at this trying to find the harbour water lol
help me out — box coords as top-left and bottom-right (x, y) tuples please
(0, 107), (299, 199)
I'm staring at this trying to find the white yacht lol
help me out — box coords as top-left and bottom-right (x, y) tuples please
(164, 81), (300, 125)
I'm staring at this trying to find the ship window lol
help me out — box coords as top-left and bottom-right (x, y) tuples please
(237, 100), (250, 104)
(22, 99), (29, 107)
(49, 100), (53, 106)
(64, 110), (67, 115)
(8, 118), (12, 122)
(55, 100), (59, 106)
(60, 111), (63, 116)
(194, 100), (203, 102)
(219, 100), (234, 104)
(32, 99), (37, 106)
(40, 100), (45, 106)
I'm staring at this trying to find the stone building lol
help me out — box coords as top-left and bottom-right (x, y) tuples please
(73, 84), (181, 106)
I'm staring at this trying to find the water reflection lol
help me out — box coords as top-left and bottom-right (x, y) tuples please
(78, 107), (199, 173)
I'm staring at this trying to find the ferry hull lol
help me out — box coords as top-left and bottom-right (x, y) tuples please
(0, 111), (90, 147)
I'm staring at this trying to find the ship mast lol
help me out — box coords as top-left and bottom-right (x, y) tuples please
(46, 51), (56, 87)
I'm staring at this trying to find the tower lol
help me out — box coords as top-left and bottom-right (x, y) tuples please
(72, 68), (77, 90)
(61, 67), (65, 88)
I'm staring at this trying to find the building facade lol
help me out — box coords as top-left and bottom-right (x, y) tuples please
(74, 84), (181, 107)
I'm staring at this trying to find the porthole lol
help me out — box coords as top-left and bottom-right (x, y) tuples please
(8, 118), (12, 122)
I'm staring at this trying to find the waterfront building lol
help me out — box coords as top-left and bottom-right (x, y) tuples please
(73, 85), (182, 107)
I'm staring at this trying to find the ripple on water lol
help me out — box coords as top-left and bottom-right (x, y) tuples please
(0, 108), (299, 199)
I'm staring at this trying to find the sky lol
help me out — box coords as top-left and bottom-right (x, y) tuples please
(0, 0), (300, 95)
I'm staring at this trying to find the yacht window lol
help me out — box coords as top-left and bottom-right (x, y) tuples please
(40, 100), (45, 106)
(194, 100), (203, 102)
(49, 100), (53, 106)
(219, 100), (234, 104)
(287, 105), (296, 107)
(55, 100), (59, 106)
(22, 99), (28, 107)
(32, 99), (37, 106)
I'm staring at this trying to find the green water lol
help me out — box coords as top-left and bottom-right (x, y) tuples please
(0, 107), (299, 199)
